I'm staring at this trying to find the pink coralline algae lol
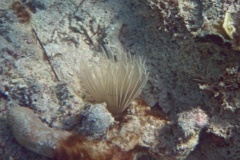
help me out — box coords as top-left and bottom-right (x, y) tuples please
(177, 108), (208, 137)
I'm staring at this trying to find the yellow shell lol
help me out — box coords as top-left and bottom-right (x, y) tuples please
(223, 12), (236, 39)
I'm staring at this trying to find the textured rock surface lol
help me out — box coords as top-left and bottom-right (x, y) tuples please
(7, 106), (71, 158)
(78, 103), (114, 139)
(1, 0), (240, 159)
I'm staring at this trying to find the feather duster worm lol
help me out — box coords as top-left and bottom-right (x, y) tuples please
(79, 47), (148, 116)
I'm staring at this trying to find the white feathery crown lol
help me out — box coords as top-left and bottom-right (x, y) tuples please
(79, 47), (148, 115)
